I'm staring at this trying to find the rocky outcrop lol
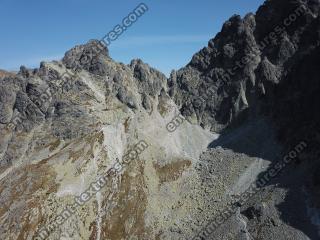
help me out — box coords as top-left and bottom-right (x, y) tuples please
(0, 0), (319, 239)
(62, 39), (109, 76)
(168, 0), (320, 239)
(169, 0), (319, 137)
(0, 69), (15, 79)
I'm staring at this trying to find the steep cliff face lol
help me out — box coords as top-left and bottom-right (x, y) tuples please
(0, 0), (320, 239)
(169, 0), (320, 239)
(169, 0), (320, 138)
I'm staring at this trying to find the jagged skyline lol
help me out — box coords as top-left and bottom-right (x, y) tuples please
(0, 0), (264, 76)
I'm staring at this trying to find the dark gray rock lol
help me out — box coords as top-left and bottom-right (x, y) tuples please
(0, 85), (16, 124)
(62, 39), (109, 75)
(130, 59), (167, 97)
(169, 0), (320, 239)
(169, 0), (319, 138)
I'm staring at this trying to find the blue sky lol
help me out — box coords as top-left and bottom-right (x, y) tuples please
(0, 0), (264, 76)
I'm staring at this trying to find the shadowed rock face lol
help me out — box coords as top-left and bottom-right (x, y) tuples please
(0, 0), (320, 239)
(62, 39), (109, 76)
(169, 0), (320, 135)
(169, 0), (320, 239)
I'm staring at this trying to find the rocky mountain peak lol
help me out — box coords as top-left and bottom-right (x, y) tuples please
(0, 0), (320, 239)
(62, 39), (109, 75)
